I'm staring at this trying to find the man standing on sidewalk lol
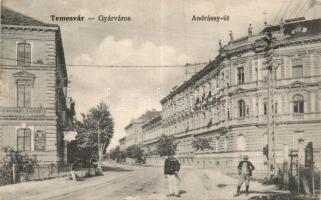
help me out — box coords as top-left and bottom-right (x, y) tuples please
(234, 155), (255, 197)
(164, 152), (181, 197)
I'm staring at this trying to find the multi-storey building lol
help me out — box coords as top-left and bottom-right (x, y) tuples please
(0, 7), (75, 164)
(158, 17), (321, 177)
(124, 110), (161, 147)
(118, 136), (126, 152)
(142, 115), (162, 154)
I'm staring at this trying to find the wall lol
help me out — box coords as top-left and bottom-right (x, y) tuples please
(0, 26), (63, 164)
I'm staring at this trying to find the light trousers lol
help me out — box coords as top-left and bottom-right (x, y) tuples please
(238, 174), (250, 187)
(167, 174), (179, 195)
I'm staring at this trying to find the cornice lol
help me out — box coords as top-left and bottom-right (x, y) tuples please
(2, 24), (58, 32)
(161, 32), (321, 105)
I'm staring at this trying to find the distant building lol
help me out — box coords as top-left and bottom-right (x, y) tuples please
(124, 110), (161, 147)
(142, 115), (162, 154)
(0, 7), (75, 164)
(119, 136), (126, 152)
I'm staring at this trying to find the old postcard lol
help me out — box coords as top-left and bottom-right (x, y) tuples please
(0, 0), (321, 199)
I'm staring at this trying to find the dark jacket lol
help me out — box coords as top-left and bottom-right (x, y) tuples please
(237, 160), (255, 176)
(164, 158), (180, 175)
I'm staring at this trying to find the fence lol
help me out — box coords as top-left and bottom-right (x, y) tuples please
(0, 163), (96, 185)
(29, 164), (95, 181)
(28, 164), (71, 181)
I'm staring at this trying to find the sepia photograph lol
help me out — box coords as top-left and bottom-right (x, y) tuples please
(0, 0), (321, 199)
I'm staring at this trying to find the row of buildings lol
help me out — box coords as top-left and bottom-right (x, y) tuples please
(0, 7), (75, 164)
(121, 17), (321, 177)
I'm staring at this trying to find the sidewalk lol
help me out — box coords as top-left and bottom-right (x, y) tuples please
(0, 165), (134, 200)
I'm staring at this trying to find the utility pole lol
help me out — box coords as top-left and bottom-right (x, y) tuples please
(97, 121), (102, 172)
(263, 32), (276, 178)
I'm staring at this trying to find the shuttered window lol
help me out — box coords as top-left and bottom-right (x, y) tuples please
(17, 42), (31, 67)
(238, 99), (246, 118)
(17, 80), (32, 107)
(17, 128), (31, 151)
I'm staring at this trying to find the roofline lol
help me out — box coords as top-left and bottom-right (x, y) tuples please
(1, 24), (59, 31)
(142, 115), (162, 129)
(2, 6), (58, 28)
(55, 27), (68, 83)
(160, 18), (321, 105)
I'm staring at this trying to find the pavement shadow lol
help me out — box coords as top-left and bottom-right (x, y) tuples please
(101, 166), (133, 172)
(216, 184), (227, 188)
(249, 193), (293, 200)
(245, 190), (283, 195)
(179, 190), (187, 195)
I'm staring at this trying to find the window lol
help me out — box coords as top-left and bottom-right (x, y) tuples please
(292, 65), (303, 78)
(224, 137), (228, 152)
(215, 138), (219, 152)
(237, 67), (245, 84)
(236, 135), (246, 151)
(227, 109), (230, 119)
(17, 79), (32, 107)
(17, 42), (31, 67)
(263, 98), (268, 115)
(238, 99), (246, 118)
(17, 128), (31, 151)
(293, 94), (304, 113)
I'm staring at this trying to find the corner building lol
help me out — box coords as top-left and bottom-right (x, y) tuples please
(159, 18), (321, 177)
(0, 7), (74, 164)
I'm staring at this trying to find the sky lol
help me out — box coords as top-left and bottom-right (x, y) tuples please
(3, 0), (321, 149)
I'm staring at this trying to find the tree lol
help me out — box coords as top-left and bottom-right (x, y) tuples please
(73, 102), (114, 165)
(192, 137), (212, 151)
(0, 147), (38, 185)
(110, 146), (126, 162)
(126, 145), (144, 163)
(156, 135), (178, 157)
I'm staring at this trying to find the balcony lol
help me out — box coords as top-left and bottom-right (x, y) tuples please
(0, 107), (46, 117)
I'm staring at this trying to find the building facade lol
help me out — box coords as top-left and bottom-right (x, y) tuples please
(124, 110), (161, 148)
(118, 136), (126, 152)
(0, 7), (75, 164)
(152, 18), (321, 177)
(142, 115), (162, 154)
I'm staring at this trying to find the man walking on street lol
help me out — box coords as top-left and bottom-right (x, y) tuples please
(234, 155), (255, 197)
(164, 151), (180, 197)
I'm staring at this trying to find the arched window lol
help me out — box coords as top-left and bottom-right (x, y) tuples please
(236, 135), (246, 151)
(293, 94), (304, 113)
(238, 100), (246, 118)
(196, 97), (200, 105)
(263, 98), (268, 115)
(17, 128), (31, 151)
(237, 67), (245, 84)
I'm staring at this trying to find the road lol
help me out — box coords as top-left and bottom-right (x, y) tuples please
(0, 162), (286, 200)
